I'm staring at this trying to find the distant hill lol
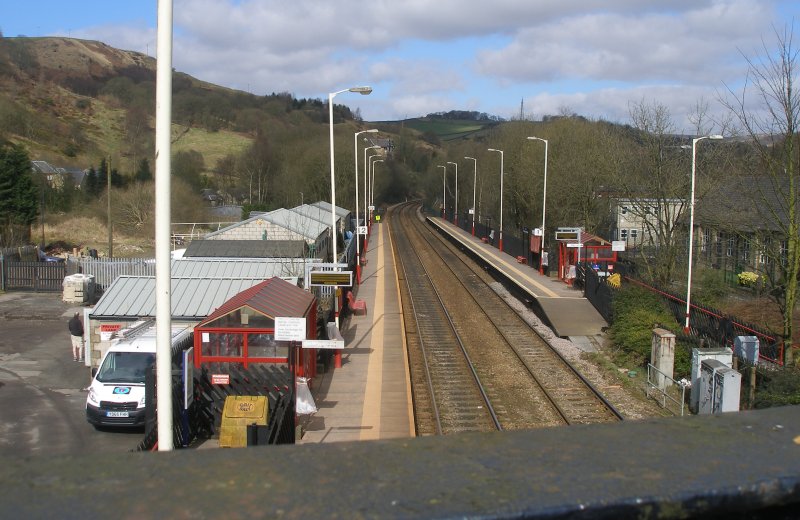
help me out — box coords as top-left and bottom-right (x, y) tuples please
(379, 110), (501, 142)
(0, 36), (359, 175)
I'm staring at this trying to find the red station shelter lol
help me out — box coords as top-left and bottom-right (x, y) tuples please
(556, 229), (618, 286)
(193, 277), (318, 379)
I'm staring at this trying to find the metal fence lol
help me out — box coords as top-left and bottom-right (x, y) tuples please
(624, 277), (783, 366)
(646, 363), (689, 416)
(0, 260), (66, 292)
(67, 257), (156, 291)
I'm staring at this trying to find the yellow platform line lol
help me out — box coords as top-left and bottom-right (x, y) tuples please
(360, 225), (385, 440)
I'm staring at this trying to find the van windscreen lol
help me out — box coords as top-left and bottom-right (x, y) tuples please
(96, 352), (156, 384)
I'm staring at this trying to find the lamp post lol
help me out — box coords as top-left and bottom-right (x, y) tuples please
(370, 159), (384, 211)
(354, 132), (378, 284)
(438, 165), (447, 219)
(464, 157), (477, 236)
(329, 85), (372, 326)
(487, 148), (504, 251)
(685, 134), (723, 333)
(527, 136), (548, 274)
(366, 147), (382, 233)
(446, 161), (459, 226)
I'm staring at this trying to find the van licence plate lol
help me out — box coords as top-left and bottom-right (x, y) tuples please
(106, 411), (130, 418)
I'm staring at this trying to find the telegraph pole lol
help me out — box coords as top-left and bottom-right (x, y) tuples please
(107, 156), (113, 258)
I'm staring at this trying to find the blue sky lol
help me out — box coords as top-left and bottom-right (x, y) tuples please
(2, 0), (798, 131)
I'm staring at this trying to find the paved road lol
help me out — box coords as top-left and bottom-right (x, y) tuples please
(0, 292), (143, 457)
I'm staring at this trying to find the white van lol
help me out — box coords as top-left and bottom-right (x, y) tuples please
(85, 321), (193, 428)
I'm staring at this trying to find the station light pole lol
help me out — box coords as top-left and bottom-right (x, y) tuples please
(438, 165), (447, 219)
(527, 136), (548, 274)
(447, 161), (459, 226)
(366, 150), (382, 232)
(464, 157), (477, 236)
(329, 85), (372, 327)
(370, 159), (384, 212)
(685, 134), (723, 333)
(487, 148), (504, 252)
(353, 129), (378, 284)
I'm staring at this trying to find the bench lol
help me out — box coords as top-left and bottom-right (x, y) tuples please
(481, 237), (489, 243)
(346, 291), (367, 316)
(516, 256), (527, 264)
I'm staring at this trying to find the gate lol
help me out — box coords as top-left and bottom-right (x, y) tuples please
(1, 260), (66, 292)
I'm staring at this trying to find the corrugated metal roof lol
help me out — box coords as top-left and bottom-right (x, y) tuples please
(89, 276), (299, 320)
(264, 208), (328, 239)
(312, 201), (350, 219)
(182, 240), (307, 259)
(169, 257), (310, 278)
(289, 204), (333, 226)
(204, 209), (328, 241)
(198, 277), (315, 327)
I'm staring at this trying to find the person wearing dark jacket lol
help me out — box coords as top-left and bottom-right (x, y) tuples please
(68, 312), (84, 362)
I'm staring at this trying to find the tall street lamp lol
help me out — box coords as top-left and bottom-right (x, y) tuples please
(487, 148), (504, 252)
(329, 85), (372, 326)
(354, 129), (378, 284)
(447, 161), (459, 226)
(527, 136), (548, 274)
(685, 134), (723, 333)
(366, 149), (382, 231)
(438, 165), (447, 219)
(464, 156), (477, 236)
(370, 159), (384, 211)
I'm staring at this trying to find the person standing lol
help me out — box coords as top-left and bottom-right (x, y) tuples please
(68, 312), (84, 362)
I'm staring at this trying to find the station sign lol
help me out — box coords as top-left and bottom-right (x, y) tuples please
(368, 205), (375, 211)
(612, 240), (626, 252)
(309, 270), (353, 287)
(302, 339), (344, 350)
(468, 208), (475, 215)
(211, 374), (230, 385)
(555, 227), (582, 241)
(357, 225), (368, 235)
(275, 317), (306, 341)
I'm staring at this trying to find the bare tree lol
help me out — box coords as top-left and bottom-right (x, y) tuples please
(615, 99), (693, 285)
(721, 24), (799, 365)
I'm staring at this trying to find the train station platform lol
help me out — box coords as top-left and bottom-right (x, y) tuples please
(300, 220), (415, 443)
(427, 216), (607, 338)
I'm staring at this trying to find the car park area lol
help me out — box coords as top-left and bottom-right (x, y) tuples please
(0, 292), (139, 457)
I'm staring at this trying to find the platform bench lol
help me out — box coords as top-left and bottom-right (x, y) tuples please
(481, 237), (489, 243)
(346, 291), (367, 316)
(516, 256), (527, 264)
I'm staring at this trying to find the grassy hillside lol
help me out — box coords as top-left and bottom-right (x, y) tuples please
(390, 117), (498, 141)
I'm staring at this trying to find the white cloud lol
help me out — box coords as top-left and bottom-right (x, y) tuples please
(66, 0), (788, 122)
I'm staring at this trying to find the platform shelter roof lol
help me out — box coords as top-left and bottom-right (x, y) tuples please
(197, 277), (315, 329)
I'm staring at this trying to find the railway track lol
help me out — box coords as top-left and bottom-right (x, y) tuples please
(389, 202), (622, 435)
(389, 204), (501, 435)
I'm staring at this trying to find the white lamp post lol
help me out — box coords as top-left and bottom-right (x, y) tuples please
(527, 136), (548, 274)
(354, 130), (378, 284)
(366, 150), (382, 230)
(487, 148), (504, 251)
(438, 165), (447, 219)
(447, 161), (459, 226)
(371, 159), (384, 210)
(328, 85), (372, 326)
(685, 134), (723, 333)
(464, 157), (477, 236)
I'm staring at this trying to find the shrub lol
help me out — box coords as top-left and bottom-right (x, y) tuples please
(737, 271), (759, 288)
(609, 285), (680, 369)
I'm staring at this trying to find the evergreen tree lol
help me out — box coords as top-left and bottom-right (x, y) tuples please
(135, 158), (152, 183)
(84, 166), (98, 197)
(0, 143), (38, 244)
